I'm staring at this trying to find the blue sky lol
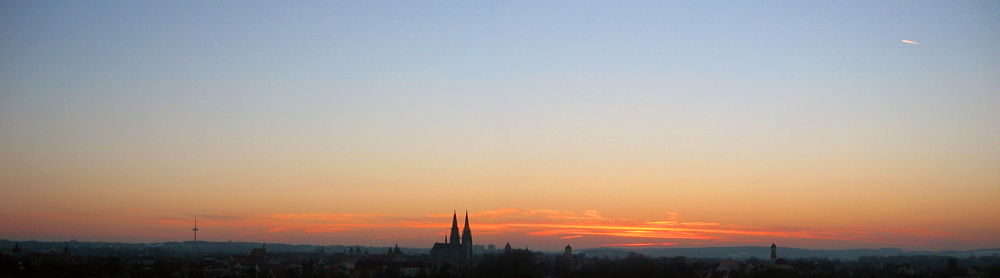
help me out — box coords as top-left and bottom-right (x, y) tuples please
(2, 1), (998, 250)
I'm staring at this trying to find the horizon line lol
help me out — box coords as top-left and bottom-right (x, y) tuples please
(2, 238), (995, 253)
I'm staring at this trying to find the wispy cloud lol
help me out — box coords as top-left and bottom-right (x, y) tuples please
(405, 210), (955, 248)
(11, 208), (955, 248)
(603, 243), (679, 247)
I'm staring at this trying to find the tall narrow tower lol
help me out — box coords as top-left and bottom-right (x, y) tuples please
(462, 210), (473, 258)
(449, 211), (460, 248)
(193, 217), (199, 242)
(770, 243), (777, 263)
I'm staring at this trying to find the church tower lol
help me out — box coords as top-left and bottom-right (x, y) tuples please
(450, 211), (461, 249)
(462, 210), (473, 259)
(770, 243), (777, 263)
(430, 210), (476, 261)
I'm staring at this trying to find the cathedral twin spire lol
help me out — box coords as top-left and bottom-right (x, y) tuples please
(450, 211), (461, 246)
(433, 210), (474, 261)
(449, 211), (473, 246)
(462, 210), (473, 255)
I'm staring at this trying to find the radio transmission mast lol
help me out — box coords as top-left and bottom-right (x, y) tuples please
(193, 217), (199, 242)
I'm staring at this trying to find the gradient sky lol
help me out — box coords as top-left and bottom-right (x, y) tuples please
(2, 1), (998, 251)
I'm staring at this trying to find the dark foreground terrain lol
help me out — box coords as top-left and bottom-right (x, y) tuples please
(2, 240), (998, 278)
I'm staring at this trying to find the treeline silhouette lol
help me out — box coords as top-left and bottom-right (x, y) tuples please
(4, 246), (1000, 278)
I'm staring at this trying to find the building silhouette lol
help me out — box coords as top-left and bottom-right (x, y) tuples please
(430, 211), (473, 262)
(250, 244), (267, 259)
(462, 211), (473, 258)
(770, 242), (777, 262)
(192, 217), (199, 242)
(769, 243), (794, 270)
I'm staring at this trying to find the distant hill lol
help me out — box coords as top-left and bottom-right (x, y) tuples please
(3, 239), (994, 261)
(579, 246), (1000, 260)
(0, 239), (428, 256)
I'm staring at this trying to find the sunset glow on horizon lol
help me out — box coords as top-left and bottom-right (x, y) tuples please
(0, 208), (984, 251)
(2, 2), (998, 252)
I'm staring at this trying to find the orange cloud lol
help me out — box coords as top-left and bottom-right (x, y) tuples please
(7, 208), (960, 249)
(269, 213), (391, 221)
(422, 211), (956, 248)
(604, 243), (679, 247)
(473, 208), (525, 219)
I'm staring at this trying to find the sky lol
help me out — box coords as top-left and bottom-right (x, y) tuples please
(1, 1), (998, 252)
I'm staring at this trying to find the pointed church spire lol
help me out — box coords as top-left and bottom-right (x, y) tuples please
(450, 211), (461, 246)
(462, 210), (473, 259)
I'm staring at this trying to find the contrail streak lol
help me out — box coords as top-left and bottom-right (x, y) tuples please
(902, 40), (920, 45)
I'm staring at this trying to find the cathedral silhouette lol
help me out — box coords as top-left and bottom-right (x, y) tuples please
(430, 211), (473, 262)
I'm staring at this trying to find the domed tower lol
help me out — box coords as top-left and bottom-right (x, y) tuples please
(770, 243), (777, 263)
(564, 245), (572, 258)
(462, 210), (473, 259)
